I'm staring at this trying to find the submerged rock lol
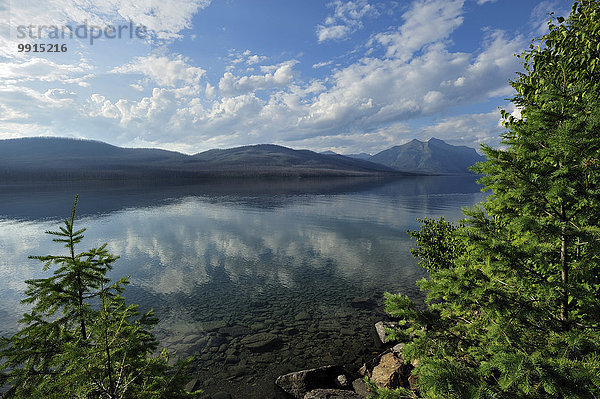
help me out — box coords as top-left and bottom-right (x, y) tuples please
(303, 389), (364, 399)
(335, 374), (349, 388)
(228, 365), (250, 377)
(349, 297), (376, 310)
(206, 335), (227, 348)
(275, 365), (349, 399)
(351, 378), (370, 397)
(199, 320), (229, 332)
(212, 392), (232, 399)
(295, 311), (311, 321)
(184, 378), (202, 393)
(220, 325), (251, 338)
(240, 332), (282, 353)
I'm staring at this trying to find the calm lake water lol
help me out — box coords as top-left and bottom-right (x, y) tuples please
(0, 176), (486, 398)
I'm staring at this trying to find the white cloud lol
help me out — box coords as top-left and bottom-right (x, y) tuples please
(246, 54), (267, 65)
(497, 102), (522, 127)
(510, 106), (522, 120)
(317, 25), (351, 42)
(44, 88), (77, 105)
(0, 0), (528, 154)
(114, 88), (182, 126)
(281, 123), (412, 155)
(530, 1), (569, 36)
(205, 83), (215, 98)
(218, 61), (298, 96)
(9, 22), (520, 153)
(0, 85), (78, 110)
(111, 55), (206, 87)
(0, 104), (29, 121)
(317, 0), (377, 42)
(312, 61), (334, 69)
(85, 94), (121, 119)
(420, 109), (503, 147)
(5, 0), (212, 42)
(0, 57), (93, 85)
(0, 85), (110, 140)
(375, 0), (464, 60)
(228, 50), (268, 66)
(207, 94), (264, 121)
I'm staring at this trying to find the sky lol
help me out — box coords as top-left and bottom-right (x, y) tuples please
(0, 0), (572, 155)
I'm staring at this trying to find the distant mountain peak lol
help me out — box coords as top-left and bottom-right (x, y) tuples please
(369, 138), (485, 175)
(427, 137), (445, 143)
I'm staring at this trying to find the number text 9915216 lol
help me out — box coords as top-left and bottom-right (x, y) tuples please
(18, 43), (67, 52)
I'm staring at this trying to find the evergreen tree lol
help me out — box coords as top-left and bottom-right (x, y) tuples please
(0, 196), (199, 398)
(377, 1), (600, 397)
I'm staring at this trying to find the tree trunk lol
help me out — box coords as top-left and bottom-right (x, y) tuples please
(70, 234), (87, 341)
(560, 223), (568, 327)
(101, 282), (116, 398)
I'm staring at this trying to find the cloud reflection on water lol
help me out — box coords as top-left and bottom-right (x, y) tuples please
(0, 176), (486, 337)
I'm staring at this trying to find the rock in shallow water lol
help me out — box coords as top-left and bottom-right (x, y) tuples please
(275, 365), (349, 399)
(240, 332), (282, 352)
(374, 321), (397, 344)
(351, 378), (370, 397)
(206, 335), (227, 348)
(335, 374), (349, 388)
(220, 325), (251, 338)
(199, 320), (229, 332)
(184, 378), (202, 393)
(295, 311), (311, 321)
(349, 297), (376, 310)
(303, 389), (364, 399)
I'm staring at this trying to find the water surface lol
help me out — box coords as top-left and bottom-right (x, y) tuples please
(0, 176), (486, 398)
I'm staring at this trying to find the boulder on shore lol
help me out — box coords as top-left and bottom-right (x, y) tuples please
(359, 349), (414, 390)
(374, 321), (397, 344)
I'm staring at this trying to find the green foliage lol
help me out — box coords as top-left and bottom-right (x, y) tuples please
(378, 2), (600, 398)
(366, 378), (418, 399)
(407, 217), (465, 273)
(0, 196), (199, 398)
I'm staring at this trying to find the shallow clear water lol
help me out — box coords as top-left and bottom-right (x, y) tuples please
(0, 176), (486, 398)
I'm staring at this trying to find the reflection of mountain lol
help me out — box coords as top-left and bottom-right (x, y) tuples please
(0, 137), (402, 180)
(0, 175), (482, 221)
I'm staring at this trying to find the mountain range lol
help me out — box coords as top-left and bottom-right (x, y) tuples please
(0, 137), (484, 181)
(0, 137), (398, 180)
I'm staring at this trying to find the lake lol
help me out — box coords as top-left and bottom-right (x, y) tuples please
(0, 176), (487, 398)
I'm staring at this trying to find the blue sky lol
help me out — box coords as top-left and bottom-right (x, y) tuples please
(0, 0), (572, 154)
